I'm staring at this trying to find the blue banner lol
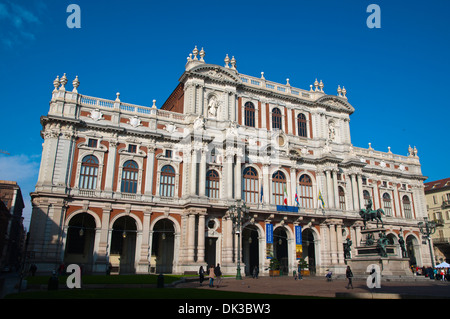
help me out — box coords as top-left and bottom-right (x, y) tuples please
(266, 223), (273, 244)
(295, 225), (302, 245)
(276, 205), (299, 213)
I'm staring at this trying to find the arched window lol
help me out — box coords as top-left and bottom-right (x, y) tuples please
(271, 107), (282, 130)
(383, 193), (392, 216)
(121, 160), (138, 193)
(244, 102), (255, 127)
(206, 170), (220, 199)
(297, 113), (307, 137)
(338, 186), (346, 210)
(363, 190), (371, 207)
(79, 155), (99, 190)
(298, 174), (313, 208)
(272, 170), (286, 205)
(402, 195), (412, 219)
(160, 165), (175, 197)
(242, 167), (259, 203)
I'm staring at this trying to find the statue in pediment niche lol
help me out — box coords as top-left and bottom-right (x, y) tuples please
(328, 121), (336, 141)
(207, 95), (219, 118)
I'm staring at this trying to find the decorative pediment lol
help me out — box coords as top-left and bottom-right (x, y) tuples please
(316, 96), (355, 114)
(188, 64), (241, 84)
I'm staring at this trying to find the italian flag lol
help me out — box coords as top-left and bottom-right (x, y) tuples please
(283, 185), (288, 205)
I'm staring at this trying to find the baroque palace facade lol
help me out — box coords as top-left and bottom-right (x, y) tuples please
(29, 47), (430, 276)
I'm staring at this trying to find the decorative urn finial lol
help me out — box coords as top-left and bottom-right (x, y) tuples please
(230, 56), (236, 69)
(224, 54), (230, 68)
(192, 46), (199, 60)
(72, 76), (80, 93)
(53, 75), (60, 92)
(199, 47), (205, 62)
(60, 73), (68, 91)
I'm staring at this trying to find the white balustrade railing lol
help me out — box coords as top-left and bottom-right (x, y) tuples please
(78, 94), (186, 121)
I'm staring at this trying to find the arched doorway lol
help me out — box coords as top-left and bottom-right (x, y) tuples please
(273, 227), (289, 275)
(152, 219), (175, 273)
(406, 235), (419, 267)
(111, 216), (137, 274)
(65, 213), (97, 272)
(242, 225), (260, 276)
(302, 228), (316, 275)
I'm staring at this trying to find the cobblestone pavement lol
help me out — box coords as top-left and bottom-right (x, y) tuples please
(176, 275), (450, 299)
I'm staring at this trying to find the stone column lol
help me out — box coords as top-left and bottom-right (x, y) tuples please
(329, 223), (338, 265)
(357, 174), (365, 209)
(351, 174), (359, 211)
(325, 170), (334, 209)
(97, 206), (112, 265)
(223, 214), (234, 265)
(332, 170), (339, 209)
(226, 153), (233, 199)
(190, 148), (198, 196)
(336, 223), (344, 264)
(290, 167), (297, 206)
(104, 140), (118, 192)
(235, 152), (242, 200)
(187, 212), (196, 263)
(137, 211), (151, 273)
(197, 213), (206, 263)
(263, 164), (270, 205)
(199, 147), (207, 197)
(144, 145), (155, 196)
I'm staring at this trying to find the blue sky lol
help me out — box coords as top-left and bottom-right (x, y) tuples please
(0, 0), (449, 227)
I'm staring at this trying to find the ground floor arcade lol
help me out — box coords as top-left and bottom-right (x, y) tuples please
(27, 199), (428, 276)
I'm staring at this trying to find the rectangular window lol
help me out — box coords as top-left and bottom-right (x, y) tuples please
(88, 138), (98, 148)
(128, 144), (137, 153)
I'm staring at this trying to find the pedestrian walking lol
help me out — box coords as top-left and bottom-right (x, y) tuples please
(297, 262), (303, 280)
(29, 264), (37, 276)
(214, 263), (222, 288)
(252, 265), (259, 279)
(346, 265), (353, 289)
(208, 265), (215, 287)
(199, 266), (205, 286)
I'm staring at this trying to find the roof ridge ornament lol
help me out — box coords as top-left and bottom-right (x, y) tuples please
(230, 56), (236, 71)
(60, 73), (68, 91)
(72, 76), (80, 93)
(53, 75), (60, 92)
(224, 54), (230, 68)
(199, 47), (205, 62)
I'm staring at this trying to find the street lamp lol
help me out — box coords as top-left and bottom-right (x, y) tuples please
(418, 217), (437, 268)
(228, 199), (250, 280)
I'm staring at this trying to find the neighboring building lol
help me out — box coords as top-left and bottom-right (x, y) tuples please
(28, 47), (430, 276)
(424, 177), (450, 263)
(0, 181), (26, 271)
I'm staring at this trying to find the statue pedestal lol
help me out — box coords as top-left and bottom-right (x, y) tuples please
(346, 227), (413, 279)
(346, 257), (413, 278)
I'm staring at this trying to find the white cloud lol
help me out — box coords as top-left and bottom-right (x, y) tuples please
(0, 0), (44, 49)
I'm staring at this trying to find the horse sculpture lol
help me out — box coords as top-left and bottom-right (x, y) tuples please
(359, 208), (385, 229)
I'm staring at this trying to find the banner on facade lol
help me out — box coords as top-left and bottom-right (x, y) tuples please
(295, 225), (302, 260)
(266, 223), (273, 259)
(276, 205), (298, 213)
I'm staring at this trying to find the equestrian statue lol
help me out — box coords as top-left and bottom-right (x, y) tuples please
(359, 199), (385, 229)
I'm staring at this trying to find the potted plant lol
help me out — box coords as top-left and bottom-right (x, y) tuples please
(297, 258), (309, 276)
(269, 258), (280, 277)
